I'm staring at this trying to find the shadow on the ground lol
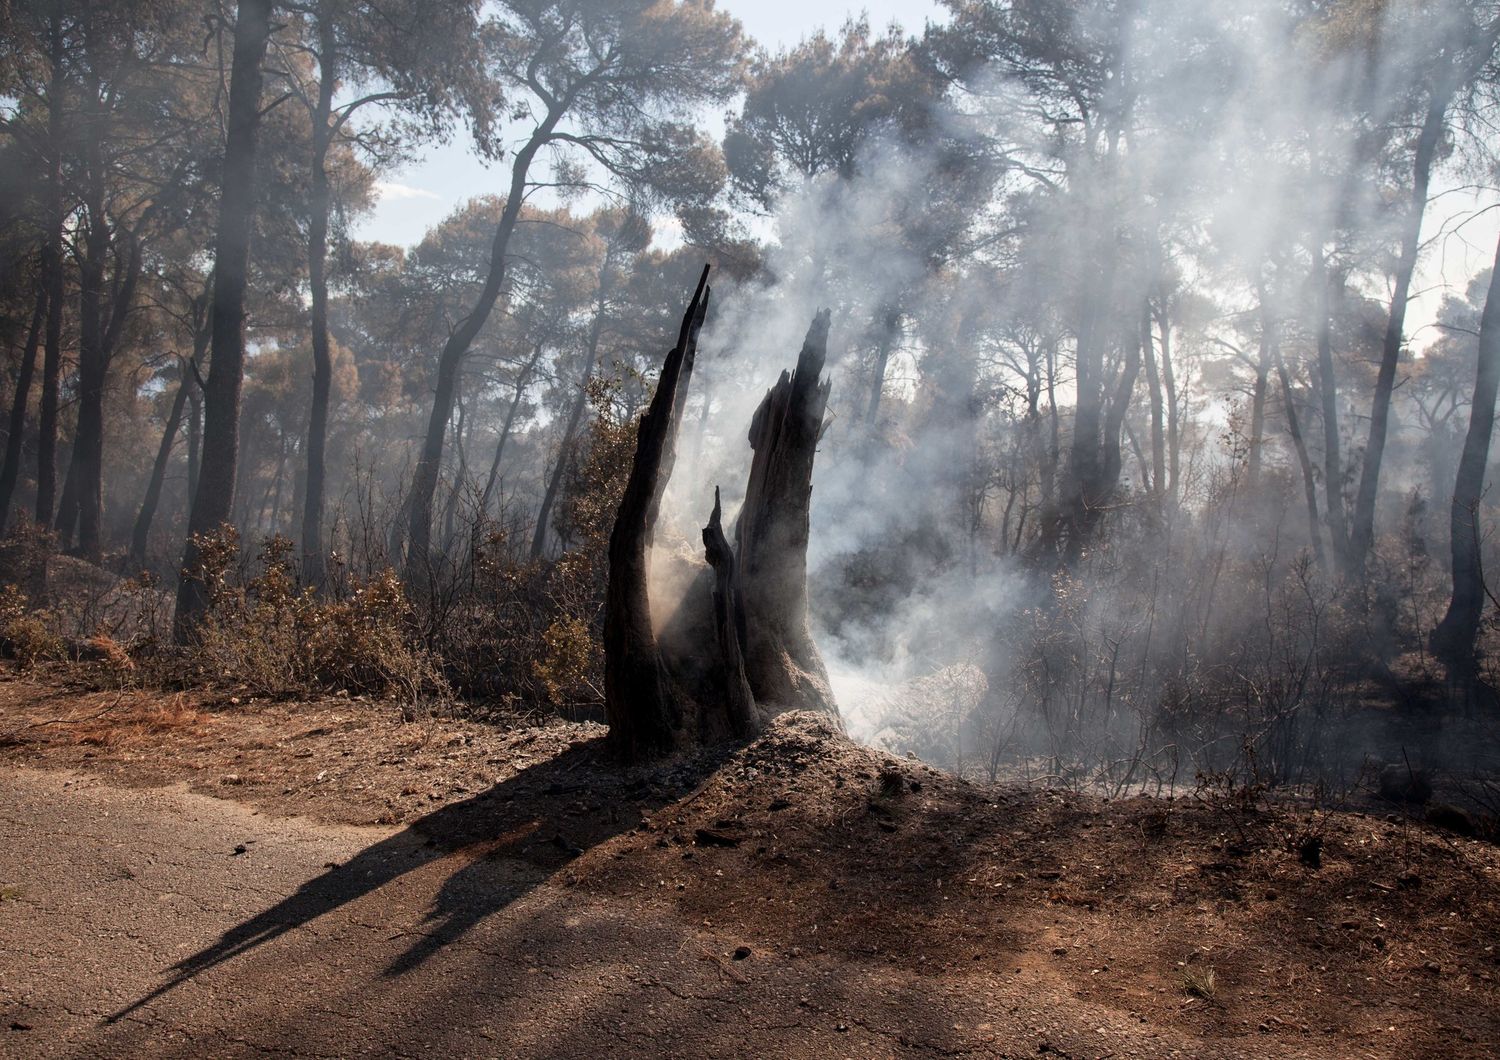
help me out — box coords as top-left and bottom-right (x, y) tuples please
(106, 734), (722, 1024)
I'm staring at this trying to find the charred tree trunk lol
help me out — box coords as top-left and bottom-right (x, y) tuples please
(480, 343), (542, 517)
(35, 10), (66, 533)
(70, 171), (108, 560)
(1155, 302), (1180, 502)
(604, 267), (709, 760)
(1276, 346), (1325, 567)
(186, 384), (202, 505)
(0, 288), (45, 535)
(1314, 249), (1350, 571)
(701, 486), (756, 739)
(735, 311), (837, 714)
(301, 12), (338, 590)
(1349, 82), (1455, 577)
(1431, 232), (1500, 669)
(1246, 297), (1272, 496)
(53, 453), (79, 549)
(864, 304), (901, 425)
(129, 345), (203, 571)
(173, 0), (273, 642)
(605, 273), (841, 761)
(1140, 306), (1166, 503)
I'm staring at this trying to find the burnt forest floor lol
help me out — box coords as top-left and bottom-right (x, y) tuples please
(1, 671), (1498, 1058)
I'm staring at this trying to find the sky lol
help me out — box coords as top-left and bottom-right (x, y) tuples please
(352, 0), (1500, 338)
(356, 0), (940, 248)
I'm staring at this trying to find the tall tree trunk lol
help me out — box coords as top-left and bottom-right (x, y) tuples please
(1246, 298), (1272, 495)
(403, 107), (565, 581)
(70, 18), (142, 562)
(301, 11), (336, 589)
(863, 304), (900, 424)
(72, 144), (109, 561)
(1155, 302), (1180, 501)
(36, 10), (66, 531)
(1275, 345), (1325, 567)
(54, 450), (79, 547)
(1314, 249), (1350, 570)
(1140, 305), (1165, 501)
(0, 289), (45, 534)
(531, 272), (611, 560)
(1349, 82), (1454, 575)
(479, 342), (542, 516)
(173, 0), (273, 641)
(1430, 233), (1500, 667)
(440, 376), (468, 549)
(128, 368), (193, 571)
(1098, 314), (1143, 503)
(187, 384), (202, 505)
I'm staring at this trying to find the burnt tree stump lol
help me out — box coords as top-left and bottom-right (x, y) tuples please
(603, 266), (709, 760)
(605, 273), (840, 760)
(735, 311), (838, 717)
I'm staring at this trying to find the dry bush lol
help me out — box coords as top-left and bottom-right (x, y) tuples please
(0, 584), (64, 669)
(194, 532), (445, 703)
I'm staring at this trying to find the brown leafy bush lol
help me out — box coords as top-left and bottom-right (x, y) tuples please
(194, 532), (445, 703)
(0, 584), (64, 669)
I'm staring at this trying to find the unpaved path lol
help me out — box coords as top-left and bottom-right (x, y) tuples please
(0, 764), (1314, 1060)
(3, 686), (1498, 1059)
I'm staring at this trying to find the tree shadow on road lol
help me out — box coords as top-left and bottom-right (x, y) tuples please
(106, 733), (724, 1025)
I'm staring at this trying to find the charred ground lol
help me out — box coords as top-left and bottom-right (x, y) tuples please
(2, 675), (1497, 1058)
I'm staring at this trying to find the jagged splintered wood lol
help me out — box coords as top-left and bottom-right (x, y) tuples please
(603, 265), (709, 760)
(735, 310), (837, 715)
(605, 273), (840, 760)
(701, 486), (756, 738)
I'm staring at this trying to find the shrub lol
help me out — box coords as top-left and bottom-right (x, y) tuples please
(0, 584), (63, 669)
(195, 532), (445, 703)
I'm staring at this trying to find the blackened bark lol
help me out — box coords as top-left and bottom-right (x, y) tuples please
(71, 158), (108, 560)
(130, 341), (204, 571)
(1349, 83), (1455, 575)
(0, 289), (45, 534)
(36, 11), (65, 531)
(735, 311), (837, 715)
(1140, 306), (1165, 501)
(701, 486), (756, 739)
(1275, 346), (1325, 567)
(1098, 316), (1142, 509)
(187, 383), (201, 503)
(604, 265), (709, 760)
(1155, 303), (1180, 501)
(173, 0), (273, 642)
(301, 12), (337, 590)
(1431, 233), (1500, 667)
(54, 451), (79, 548)
(1247, 290), (1273, 495)
(1314, 249), (1349, 569)
(864, 305), (901, 425)
(531, 313), (605, 560)
(479, 343), (542, 516)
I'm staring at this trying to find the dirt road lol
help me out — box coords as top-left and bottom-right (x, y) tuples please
(1, 762), (1331, 1060)
(3, 688), (1497, 1059)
